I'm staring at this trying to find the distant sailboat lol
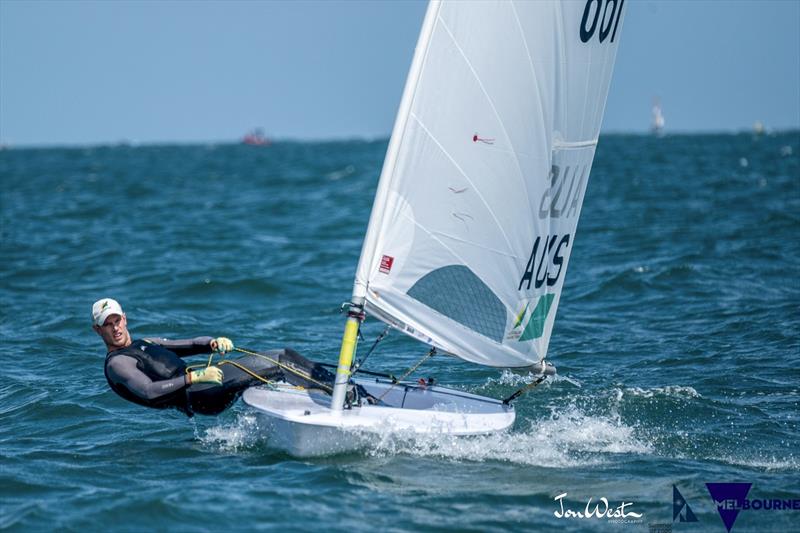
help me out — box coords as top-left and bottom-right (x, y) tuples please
(651, 97), (665, 136)
(242, 128), (271, 146)
(243, 0), (626, 456)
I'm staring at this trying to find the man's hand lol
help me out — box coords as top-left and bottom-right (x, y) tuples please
(211, 337), (234, 354)
(187, 366), (224, 385)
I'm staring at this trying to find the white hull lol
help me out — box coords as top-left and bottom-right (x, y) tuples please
(242, 377), (515, 457)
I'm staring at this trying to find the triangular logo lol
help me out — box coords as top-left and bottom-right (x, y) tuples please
(706, 483), (751, 533)
(673, 485), (698, 522)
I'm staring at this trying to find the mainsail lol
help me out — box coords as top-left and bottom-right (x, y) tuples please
(352, 0), (625, 368)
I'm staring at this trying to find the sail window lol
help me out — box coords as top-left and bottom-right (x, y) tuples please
(407, 265), (506, 342)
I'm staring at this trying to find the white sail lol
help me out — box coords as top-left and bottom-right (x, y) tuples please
(353, 0), (625, 368)
(652, 98), (665, 134)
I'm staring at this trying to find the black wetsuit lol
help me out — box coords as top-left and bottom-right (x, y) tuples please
(104, 337), (334, 416)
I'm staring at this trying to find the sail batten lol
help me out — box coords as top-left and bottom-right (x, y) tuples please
(354, 0), (624, 367)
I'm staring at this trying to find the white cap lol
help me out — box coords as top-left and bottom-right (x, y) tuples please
(92, 298), (124, 326)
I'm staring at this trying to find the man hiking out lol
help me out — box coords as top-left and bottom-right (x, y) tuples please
(93, 298), (334, 416)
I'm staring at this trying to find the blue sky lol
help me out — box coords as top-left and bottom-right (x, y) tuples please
(1, 0), (798, 146)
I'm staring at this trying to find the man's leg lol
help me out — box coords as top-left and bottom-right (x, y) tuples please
(186, 353), (283, 415)
(278, 348), (335, 391)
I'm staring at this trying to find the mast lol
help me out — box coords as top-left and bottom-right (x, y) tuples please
(330, 0), (442, 412)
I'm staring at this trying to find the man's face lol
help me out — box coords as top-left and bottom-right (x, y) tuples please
(93, 313), (131, 350)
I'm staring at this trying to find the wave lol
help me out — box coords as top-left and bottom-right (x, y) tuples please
(360, 406), (653, 467)
(201, 404), (652, 467)
(715, 454), (800, 472)
(197, 413), (261, 453)
(617, 385), (701, 399)
(481, 369), (582, 390)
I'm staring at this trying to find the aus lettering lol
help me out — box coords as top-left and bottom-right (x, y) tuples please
(580, 0), (624, 44)
(539, 164), (588, 220)
(518, 234), (570, 291)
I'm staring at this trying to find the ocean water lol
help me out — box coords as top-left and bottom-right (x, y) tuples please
(1, 132), (798, 532)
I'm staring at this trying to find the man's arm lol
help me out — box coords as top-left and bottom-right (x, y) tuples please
(142, 337), (214, 357)
(107, 354), (188, 402)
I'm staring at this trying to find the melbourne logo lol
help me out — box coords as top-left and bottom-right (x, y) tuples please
(706, 482), (800, 532)
(706, 483), (751, 532)
(673, 485), (698, 523)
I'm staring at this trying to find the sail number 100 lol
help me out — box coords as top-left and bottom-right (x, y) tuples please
(580, 0), (624, 44)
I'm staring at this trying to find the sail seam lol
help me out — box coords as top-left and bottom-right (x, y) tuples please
(411, 112), (515, 254)
(437, 15), (530, 254)
(553, 139), (598, 149)
(596, 36), (614, 137)
(580, 45), (592, 142)
(430, 231), (519, 259)
(509, 0), (550, 161)
(397, 197), (484, 279)
(555, 0), (567, 142)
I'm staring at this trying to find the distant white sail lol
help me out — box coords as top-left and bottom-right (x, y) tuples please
(353, 0), (625, 368)
(652, 97), (665, 134)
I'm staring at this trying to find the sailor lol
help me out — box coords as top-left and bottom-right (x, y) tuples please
(93, 298), (334, 416)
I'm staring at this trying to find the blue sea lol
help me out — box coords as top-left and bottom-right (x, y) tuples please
(1, 132), (798, 532)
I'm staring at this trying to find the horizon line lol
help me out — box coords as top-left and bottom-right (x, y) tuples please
(2, 127), (798, 151)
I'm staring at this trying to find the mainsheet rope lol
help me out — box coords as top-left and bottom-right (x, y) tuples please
(351, 325), (390, 376)
(502, 374), (548, 405)
(376, 347), (437, 402)
(184, 346), (333, 393)
(185, 342), (544, 406)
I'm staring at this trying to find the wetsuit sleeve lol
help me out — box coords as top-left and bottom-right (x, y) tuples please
(142, 337), (214, 357)
(107, 354), (188, 401)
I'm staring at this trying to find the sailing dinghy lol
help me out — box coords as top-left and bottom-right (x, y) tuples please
(244, 0), (625, 457)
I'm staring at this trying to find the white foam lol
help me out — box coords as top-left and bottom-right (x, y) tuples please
(326, 165), (355, 180)
(253, 234), (290, 244)
(361, 405), (652, 467)
(199, 413), (260, 452)
(620, 386), (701, 399)
(484, 369), (582, 388)
(197, 401), (652, 465)
(719, 455), (799, 472)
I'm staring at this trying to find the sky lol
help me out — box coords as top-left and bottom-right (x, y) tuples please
(1, 0), (798, 147)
